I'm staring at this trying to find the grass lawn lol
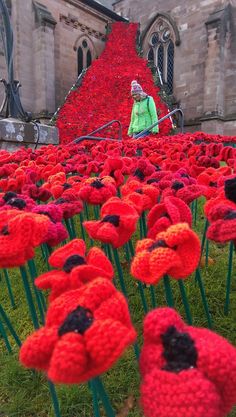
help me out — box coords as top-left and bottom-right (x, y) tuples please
(0, 198), (236, 417)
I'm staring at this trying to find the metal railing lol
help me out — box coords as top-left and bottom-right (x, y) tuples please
(133, 108), (184, 139)
(71, 119), (122, 144)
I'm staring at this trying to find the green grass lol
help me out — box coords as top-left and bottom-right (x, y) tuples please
(1, 201), (236, 417)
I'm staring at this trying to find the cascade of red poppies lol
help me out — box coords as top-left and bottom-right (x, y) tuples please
(56, 22), (172, 144)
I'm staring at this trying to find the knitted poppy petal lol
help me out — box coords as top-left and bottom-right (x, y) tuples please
(147, 204), (166, 230)
(192, 327), (236, 414)
(142, 307), (185, 344)
(48, 333), (88, 384)
(86, 247), (114, 278)
(147, 217), (171, 239)
(135, 238), (154, 253)
(49, 239), (86, 268)
(131, 251), (152, 283)
(141, 368), (221, 417)
(95, 292), (132, 325)
(35, 271), (70, 303)
(149, 248), (181, 282)
(207, 219), (236, 243)
(70, 266), (111, 288)
(19, 326), (58, 371)
(83, 220), (101, 239)
(139, 344), (164, 377)
(98, 222), (120, 245)
(85, 319), (136, 369)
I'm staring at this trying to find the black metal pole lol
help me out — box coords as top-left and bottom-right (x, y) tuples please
(0, 0), (31, 120)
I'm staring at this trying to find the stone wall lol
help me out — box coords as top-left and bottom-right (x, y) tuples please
(0, 0), (122, 118)
(114, 0), (236, 135)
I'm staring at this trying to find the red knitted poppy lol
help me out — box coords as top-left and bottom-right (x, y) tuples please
(99, 157), (125, 186)
(22, 183), (52, 202)
(147, 196), (192, 239)
(54, 194), (83, 219)
(130, 159), (156, 182)
(20, 278), (137, 383)
(83, 197), (139, 248)
(131, 223), (200, 284)
(121, 180), (159, 212)
(204, 197), (236, 222)
(36, 239), (114, 301)
(78, 177), (117, 205)
(207, 210), (236, 243)
(140, 307), (236, 417)
(0, 191), (36, 211)
(0, 210), (50, 267)
(163, 184), (205, 205)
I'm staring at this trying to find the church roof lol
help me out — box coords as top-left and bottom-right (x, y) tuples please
(93, 0), (114, 10)
(82, 0), (128, 21)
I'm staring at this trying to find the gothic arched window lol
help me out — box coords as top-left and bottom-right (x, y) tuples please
(167, 40), (174, 95)
(146, 18), (176, 94)
(87, 49), (92, 68)
(77, 47), (83, 76)
(77, 38), (93, 76)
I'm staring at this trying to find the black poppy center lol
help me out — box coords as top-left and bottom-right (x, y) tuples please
(110, 170), (116, 178)
(160, 213), (170, 219)
(135, 189), (143, 194)
(161, 325), (197, 373)
(1, 225), (9, 235)
(209, 181), (217, 187)
(101, 214), (120, 227)
(7, 198), (26, 209)
(90, 179), (104, 189)
(58, 306), (94, 337)
(55, 198), (67, 205)
(3, 191), (17, 202)
(38, 211), (56, 223)
(147, 178), (159, 184)
(224, 211), (236, 220)
(171, 181), (184, 191)
(63, 183), (72, 190)
(63, 255), (86, 273)
(225, 178), (236, 203)
(134, 168), (145, 181)
(148, 239), (169, 252)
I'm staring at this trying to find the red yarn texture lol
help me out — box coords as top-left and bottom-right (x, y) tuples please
(20, 278), (136, 384)
(0, 210), (50, 267)
(83, 197), (139, 248)
(147, 196), (192, 239)
(36, 239), (114, 301)
(140, 307), (236, 417)
(131, 223), (200, 284)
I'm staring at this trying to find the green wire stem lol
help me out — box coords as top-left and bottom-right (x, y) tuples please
(19, 265), (39, 329)
(0, 303), (21, 347)
(224, 241), (234, 315)
(3, 269), (15, 308)
(195, 268), (212, 328)
(90, 380), (101, 417)
(92, 377), (115, 417)
(0, 317), (12, 353)
(112, 247), (127, 297)
(178, 280), (192, 324)
(163, 275), (175, 307)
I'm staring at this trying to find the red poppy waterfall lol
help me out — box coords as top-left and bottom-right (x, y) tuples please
(56, 22), (172, 143)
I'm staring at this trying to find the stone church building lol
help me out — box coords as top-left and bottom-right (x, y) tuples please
(0, 0), (126, 120)
(113, 0), (236, 135)
(1, 0), (236, 135)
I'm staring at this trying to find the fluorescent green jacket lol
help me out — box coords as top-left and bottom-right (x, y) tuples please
(128, 96), (159, 136)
